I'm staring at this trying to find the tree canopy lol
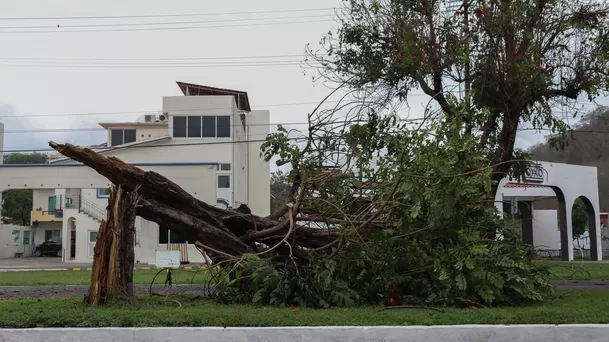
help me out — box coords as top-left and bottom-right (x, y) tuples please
(1, 152), (48, 226)
(309, 0), (609, 193)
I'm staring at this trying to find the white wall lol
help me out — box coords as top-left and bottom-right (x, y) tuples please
(61, 209), (100, 263)
(163, 95), (235, 117)
(33, 189), (55, 211)
(233, 112), (248, 208)
(0, 225), (33, 259)
(247, 110), (271, 216)
(532, 209), (561, 250)
(104, 123), (168, 145)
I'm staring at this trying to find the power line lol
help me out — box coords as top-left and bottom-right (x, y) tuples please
(0, 97), (427, 119)
(0, 54), (320, 62)
(0, 18), (335, 34)
(0, 59), (316, 66)
(1, 137), (303, 154)
(3, 124), (607, 153)
(0, 116), (429, 134)
(0, 62), (320, 69)
(0, 8), (336, 21)
(0, 101), (346, 119)
(0, 14), (333, 30)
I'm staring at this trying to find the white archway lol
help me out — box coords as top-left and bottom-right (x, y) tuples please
(495, 161), (601, 261)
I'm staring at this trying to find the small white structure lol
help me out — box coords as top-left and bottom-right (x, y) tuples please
(495, 161), (601, 261)
(0, 82), (271, 264)
(0, 224), (34, 259)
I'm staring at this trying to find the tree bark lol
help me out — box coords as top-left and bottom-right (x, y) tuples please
(87, 185), (139, 305)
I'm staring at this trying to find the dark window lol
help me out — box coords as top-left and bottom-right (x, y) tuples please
(218, 175), (231, 188)
(111, 129), (123, 146)
(124, 129), (136, 144)
(219, 163), (231, 171)
(217, 116), (231, 137)
(45, 230), (53, 241)
(173, 117), (187, 137)
(187, 116), (202, 137)
(158, 225), (189, 244)
(111, 129), (136, 146)
(202, 116), (216, 137)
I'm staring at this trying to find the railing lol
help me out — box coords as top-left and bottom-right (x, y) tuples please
(80, 196), (106, 221)
(63, 195), (107, 222)
(39, 195), (107, 222)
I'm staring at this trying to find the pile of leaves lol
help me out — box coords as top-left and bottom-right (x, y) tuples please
(213, 108), (554, 308)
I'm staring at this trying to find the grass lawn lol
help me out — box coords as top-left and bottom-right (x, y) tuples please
(0, 269), (211, 286)
(542, 261), (609, 280)
(0, 291), (608, 328)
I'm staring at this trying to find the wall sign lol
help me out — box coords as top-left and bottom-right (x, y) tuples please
(524, 164), (545, 183)
(155, 250), (181, 269)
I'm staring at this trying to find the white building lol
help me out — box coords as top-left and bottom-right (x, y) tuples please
(2, 82), (270, 263)
(495, 161), (603, 261)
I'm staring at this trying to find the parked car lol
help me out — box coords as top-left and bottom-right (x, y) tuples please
(35, 237), (62, 257)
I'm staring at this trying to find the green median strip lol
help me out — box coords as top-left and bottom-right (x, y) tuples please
(1, 291), (608, 328)
(0, 269), (211, 286)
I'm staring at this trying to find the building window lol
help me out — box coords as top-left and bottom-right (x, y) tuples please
(173, 116), (187, 137)
(11, 230), (20, 246)
(158, 225), (189, 244)
(202, 116), (216, 137)
(48, 196), (57, 212)
(217, 116), (231, 137)
(218, 175), (231, 189)
(97, 188), (110, 198)
(218, 163), (231, 171)
(172, 116), (231, 138)
(110, 129), (136, 146)
(187, 116), (202, 137)
(88, 231), (98, 258)
(45, 230), (60, 241)
(23, 231), (30, 245)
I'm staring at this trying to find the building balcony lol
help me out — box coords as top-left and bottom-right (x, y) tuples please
(31, 210), (63, 223)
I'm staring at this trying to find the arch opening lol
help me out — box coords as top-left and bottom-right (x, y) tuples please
(67, 217), (76, 260)
(571, 196), (599, 260)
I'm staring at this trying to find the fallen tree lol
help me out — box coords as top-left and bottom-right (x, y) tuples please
(48, 142), (340, 267)
(49, 110), (555, 309)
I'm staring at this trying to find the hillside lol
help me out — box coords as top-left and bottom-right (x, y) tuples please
(528, 106), (609, 211)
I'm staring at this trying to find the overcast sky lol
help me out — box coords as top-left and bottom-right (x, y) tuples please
(0, 0), (605, 156)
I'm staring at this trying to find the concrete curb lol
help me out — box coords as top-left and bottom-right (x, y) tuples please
(1, 325), (609, 341)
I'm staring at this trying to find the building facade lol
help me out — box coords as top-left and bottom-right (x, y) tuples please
(5, 82), (270, 263)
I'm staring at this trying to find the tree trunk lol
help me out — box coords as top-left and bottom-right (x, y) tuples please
(87, 185), (139, 305)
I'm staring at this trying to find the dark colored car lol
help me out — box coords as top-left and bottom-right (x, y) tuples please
(35, 237), (62, 257)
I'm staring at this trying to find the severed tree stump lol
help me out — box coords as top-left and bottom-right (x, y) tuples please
(87, 185), (139, 305)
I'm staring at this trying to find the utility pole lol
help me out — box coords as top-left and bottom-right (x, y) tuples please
(463, 0), (473, 133)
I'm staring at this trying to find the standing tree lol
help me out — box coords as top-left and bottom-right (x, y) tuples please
(572, 197), (589, 243)
(270, 169), (291, 214)
(1, 152), (48, 225)
(309, 0), (609, 195)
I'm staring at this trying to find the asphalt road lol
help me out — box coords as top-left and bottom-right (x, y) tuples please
(0, 281), (605, 301)
(0, 284), (214, 300)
